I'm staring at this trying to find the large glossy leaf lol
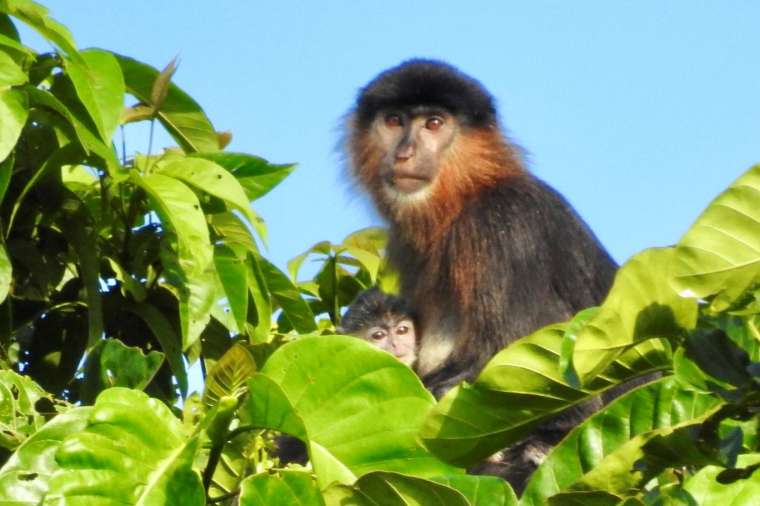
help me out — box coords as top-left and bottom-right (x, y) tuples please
(157, 157), (266, 244)
(433, 475), (518, 506)
(63, 49), (124, 143)
(239, 470), (324, 506)
(323, 472), (469, 506)
(520, 376), (721, 506)
(194, 152), (296, 200)
(80, 338), (164, 403)
(421, 324), (670, 467)
(132, 171), (215, 350)
(0, 87), (27, 162)
(246, 335), (458, 489)
(44, 388), (204, 505)
(0, 408), (91, 504)
(114, 53), (219, 153)
(572, 248), (697, 382)
(0, 370), (58, 450)
(258, 255), (317, 334)
(0, 0), (78, 57)
(672, 164), (760, 311)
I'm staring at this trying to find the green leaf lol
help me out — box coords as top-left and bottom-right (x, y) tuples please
(683, 454), (760, 505)
(203, 343), (256, 408)
(80, 338), (164, 403)
(0, 241), (9, 304)
(44, 388), (205, 505)
(123, 301), (188, 397)
(520, 377), (722, 505)
(421, 324), (671, 467)
(247, 252), (272, 343)
(0, 49), (25, 87)
(0, 87), (27, 162)
(157, 157), (266, 244)
(214, 244), (249, 335)
(194, 152), (295, 200)
(114, 53), (219, 153)
(132, 171), (215, 350)
(0, 370), (58, 450)
(432, 475), (518, 506)
(239, 470), (325, 506)
(0, 0), (78, 58)
(0, 408), (91, 504)
(246, 335), (458, 489)
(673, 164), (760, 311)
(210, 211), (259, 253)
(573, 248), (698, 383)
(288, 240), (331, 281)
(328, 472), (469, 506)
(258, 255), (317, 334)
(63, 49), (124, 142)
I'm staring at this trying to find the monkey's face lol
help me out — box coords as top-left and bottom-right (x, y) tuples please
(369, 108), (458, 202)
(364, 318), (417, 366)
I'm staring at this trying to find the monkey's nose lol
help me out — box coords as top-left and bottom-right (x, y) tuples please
(395, 143), (414, 160)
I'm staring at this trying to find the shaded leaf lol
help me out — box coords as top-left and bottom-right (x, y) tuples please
(203, 343), (256, 408)
(258, 255), (317, 334)
(80, 338), (164, 403)
(521, 377), (722, 505)
(334, 471), (469, 506)
(421, 325), (670, 467)
(114, 53), (219, 153)
(214, 244), (249, 335)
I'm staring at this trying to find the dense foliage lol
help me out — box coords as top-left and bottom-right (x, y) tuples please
(0, 2), (758, 504)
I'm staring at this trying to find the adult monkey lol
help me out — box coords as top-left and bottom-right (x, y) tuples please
(347, 59), (617, 399)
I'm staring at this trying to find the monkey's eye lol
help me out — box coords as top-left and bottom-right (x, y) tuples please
(425, 116), (444, 131)
(384, 114), (403, 127)
(396, 324), (409, 335)
(370, 330), (387, 340)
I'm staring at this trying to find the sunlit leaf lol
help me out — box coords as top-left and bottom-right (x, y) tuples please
(44, 388), (204, 505)
(673, 164), (760, 311)
(239, 470), (324, 506)
(132, 171), (215, 350)
(324, 472), (469, 506)
(194, 152), (295, 200)
(0, 408), (90, 503)
(150, 56), (178, 111)
(0, 49), (25, 87)
(0, 370), (58, 450)
(246, 335), (458, 489)
(0, 0), (78, 58)
(683, 454), (760, 505)
(63, 49), (124, 142)
(433, 474), (517, 506)
(0, 87), (27, 162)
(214, 244), (249, 335)
(572, 248), (697, 382)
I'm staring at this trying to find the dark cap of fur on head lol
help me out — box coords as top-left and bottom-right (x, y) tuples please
(355, 59), (497, 128)
(339, 288), (414, 333)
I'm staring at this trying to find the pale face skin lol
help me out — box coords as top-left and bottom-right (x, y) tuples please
(371, 108), (459, 198)
(362, 317), (417, 366)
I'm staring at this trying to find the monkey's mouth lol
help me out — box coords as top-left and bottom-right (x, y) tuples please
(388, 173), (430, 193)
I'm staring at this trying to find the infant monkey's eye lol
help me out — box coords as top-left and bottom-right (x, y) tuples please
(384, 114), (402, 127)
(371, 330), (386, 340)
(425, 116), (444, 131)
(396, 325), (409, 335)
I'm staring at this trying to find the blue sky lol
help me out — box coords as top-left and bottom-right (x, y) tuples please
(20, 1), (760, 272)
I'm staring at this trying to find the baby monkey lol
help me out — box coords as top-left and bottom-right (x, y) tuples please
(339, 288), (417, 367)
